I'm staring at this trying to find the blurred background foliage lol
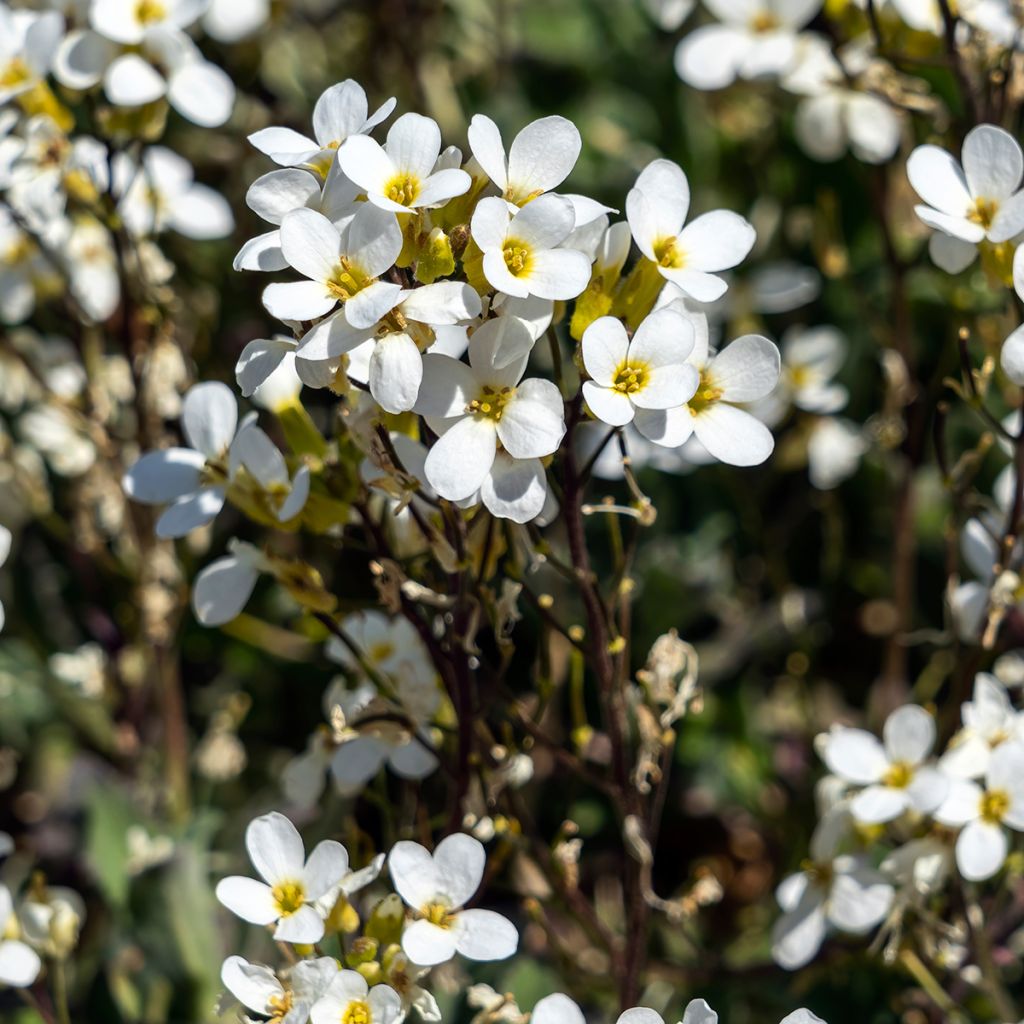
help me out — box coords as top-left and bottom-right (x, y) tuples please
(2, 1), (1016, 1022)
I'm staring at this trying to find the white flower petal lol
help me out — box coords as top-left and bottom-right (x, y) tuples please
(452, 908), (518, 961)
(168, 61), (234, 128)
(692, 402), (774, 466)
(676, 211), (756, 272)
(104, 53), (166, 106)
(247, 811), (306, 886)
(962, 124), (1023, 200)
(506, 115), (580, 199)
(401, 918), (457, 966)
(215, 876), (278, 925)
(581, 315), (629, 385)
(823, 728), (887, 784)
(907, 144), (972, 217)
(274, 903), (324, 944)
(123, 448), (205, 503)
(433, 833), (486, 907)
(883, 704), (935, 764)
(183, 381), (237, 458)
(956, 819), (1008, 881)
(192, 554), (259, 626)
(155, 486), (225, 538)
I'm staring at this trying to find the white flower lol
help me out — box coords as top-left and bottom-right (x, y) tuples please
(627, 159), (756, 302)
(325, 677), (439, 795)
(215, 811), (349, 944)
(0, 524), (9, 631)
(19, 403), (96, 476)
(783, 37), (902, 166)
(581, 309), (699, 426)
(415, 316), (565, 507)
(772, 808), (894, 970)
(779, 325), (849, 414)
(311, 970), (404, 1024)
(298, 280), (482, 414)
(822, 704), (949, 823)
(338, 112), (471, 213)
(230, 419), (311, 524)
(191, 539), (268, 626)
(123, 381), (238, 538)
(251, 80), (396, 174)
(55, 17), (235, 128)
(471, 194), (591, 300)
(807, 418), (866, 490)
(264, 204), (402, 323)
(18, 885), (86, 960)
(907, 125), (1024, 249)
(388, 832), (518, 966)
(0, 884), (41, 987)
(327, 611), (434, 690)
(114, 147), (234, 239)
(632, 306), (781, 466)
(467, 114), (581, 206)
(68, 217), (120, 323)
(940, 672), (1024, 779)
(0, 6), (63, 107)
(674, 0), (823, 90)
(222, 955), (339, 1024)
(936, 741), (1024, 881)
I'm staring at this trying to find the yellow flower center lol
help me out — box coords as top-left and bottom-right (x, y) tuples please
(369, 641), (395, 663)
(612, 361), (648, 396)
(799, 859), (834, 887)
(384, 173), (420, 207)
(271, 879), (306, 917)
(502, 239), (533, 277)
(421, 901), (454, 928)
(467, 384), (515, 422)
(343, 1000), (372, 1024)
(653, 236), (686, 270)
(0, 58), (31, 90)
(750, 11), (781, 32)
(980, 788), (1011, 825)
(268, 992), (294, 1024)
(688, 369), (723, 415)
(968, 196), (999, 230)
(135, 0), (166, 24)
(4, 234), (34, 266)
(326, 258), (372, 301)
(882, 761), (914, 789)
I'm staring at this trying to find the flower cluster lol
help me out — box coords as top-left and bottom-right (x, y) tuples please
(215, 812), (827, 1024)
(774, 671), (1024, 976)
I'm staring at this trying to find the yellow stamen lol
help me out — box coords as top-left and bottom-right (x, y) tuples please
(467, 384), (515, 422)
(268, 992), (294, 1024)
(750, 11), (781, 32)
(980, 788), (1010, 825)
(653, 236), (685, 270)
(134, 0), (166, 23)
(343, 999), (372, 1024)
(688, 369), (723, 416)
(0, 58), (31, 90)
(326, 257), (371, 301)
(882, 761), (914, 789)
(421, 901), (454, 928)
(271, 879), (306, 917)
(612, 361), (648, 396)
(384, 173), (420, 207)
(968, 197), (999, 230)
(502, 239), (533, 277)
